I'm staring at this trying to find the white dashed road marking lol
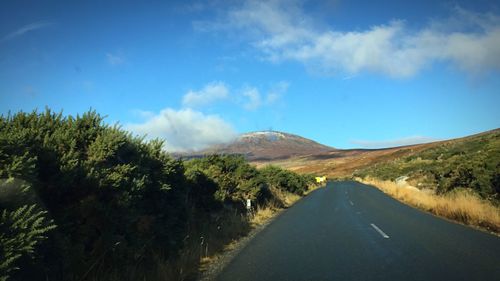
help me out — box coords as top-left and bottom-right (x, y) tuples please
(371, 223), (390, 239)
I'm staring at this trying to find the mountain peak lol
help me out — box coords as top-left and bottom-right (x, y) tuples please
(241, 130), (286, 137)
(239, 131), (292, 142)
(186, 130), (334, 161)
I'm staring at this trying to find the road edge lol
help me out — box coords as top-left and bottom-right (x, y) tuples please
(356, 179), (500, 237)
(197, 185), (325, 281)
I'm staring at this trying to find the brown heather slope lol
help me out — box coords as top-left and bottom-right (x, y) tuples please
(252, 146), (429, 177)
(253, 128), (500, 178)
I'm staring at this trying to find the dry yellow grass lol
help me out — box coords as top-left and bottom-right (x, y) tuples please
(249, 186), (307, 226)
(196, 205), (284, 277)
(304, 182), (323, 195)
(359, 177), (500, 233)
(195, 186), (320, 278)
(250, 205), (278, 226)
(274, 187), (303, 206)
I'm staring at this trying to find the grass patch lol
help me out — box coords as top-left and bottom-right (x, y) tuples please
(161, 183), (322, 280)
(359, 177), (500, 234)
(249, 186), (304, 227)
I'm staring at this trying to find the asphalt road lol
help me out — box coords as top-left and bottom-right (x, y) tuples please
(216, 181), (500, 281)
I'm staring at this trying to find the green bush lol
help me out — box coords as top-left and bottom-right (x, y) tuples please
(260, 165), (314, 195)
(184, 155), (270, 206)
(0, 202), (55, 281)
(0, 109), (315, 280)
(0, 109), (189, 280)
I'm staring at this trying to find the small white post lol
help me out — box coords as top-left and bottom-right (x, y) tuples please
(246, 199), (251, 210)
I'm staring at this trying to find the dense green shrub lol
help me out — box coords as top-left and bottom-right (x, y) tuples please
(0, 202), (55, 281)
(184, 155), (270, 206)
(0, 109), (189, 280)
(0, 109), (314, 280)
(184, 165), (221, 212)
(260, 165), (314, 195)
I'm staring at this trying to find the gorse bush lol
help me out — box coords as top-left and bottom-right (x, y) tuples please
(260, 165), (314, 195)
(0, 109), (315, 281)
(0, 115), (56, 281)
(184, 157), (315, 208)
(0, 203), (55, 281)
(185, 155), (270, 205)
(0, 109), (188, 280)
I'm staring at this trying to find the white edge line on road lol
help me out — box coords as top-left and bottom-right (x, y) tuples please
(349, 200), (354, 206)
(370, 223), (390, 239)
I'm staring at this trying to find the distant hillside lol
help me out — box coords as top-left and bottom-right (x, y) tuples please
(354, 128), (500, 198)
(182, 131), (335, 161)
(256, 129), (500, 187)
(180, 128), (500, 199)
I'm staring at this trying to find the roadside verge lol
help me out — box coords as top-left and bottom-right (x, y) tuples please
(357, 177), (500, 235)
(197, 183), (323, 281)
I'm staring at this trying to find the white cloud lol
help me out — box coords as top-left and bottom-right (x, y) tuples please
(240, 81), (287, 110)
(130, 109), (155, 119)
(125, 80), (288, 150)
(200, 1), (500, 77)
(182, 81), (229, 108)
(242, 86), (261, 110)
(2, 21), (54, 42)
(351, 136), (440, 149)
(106, 53), (125, 65)
(126, 108), (236, 152)
(181, 81), (287, 111)
(266, 81), (288, 104)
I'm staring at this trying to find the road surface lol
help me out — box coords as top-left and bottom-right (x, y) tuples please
(216, 181), (500, 281)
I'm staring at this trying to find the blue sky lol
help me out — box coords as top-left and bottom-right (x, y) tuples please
(1, 0), (499, 151)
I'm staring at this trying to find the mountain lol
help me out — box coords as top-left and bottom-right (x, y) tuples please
(183, 131), (335, 161)
(179, 128), (500, 181)
(261, 128), (500, 179)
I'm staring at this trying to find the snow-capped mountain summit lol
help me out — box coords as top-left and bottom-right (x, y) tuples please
(187, 130), (334, 161)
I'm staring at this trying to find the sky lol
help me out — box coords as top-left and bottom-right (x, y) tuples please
(1, 0), (499, 151)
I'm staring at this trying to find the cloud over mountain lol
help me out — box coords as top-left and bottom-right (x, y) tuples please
(126, 108), (237, 152)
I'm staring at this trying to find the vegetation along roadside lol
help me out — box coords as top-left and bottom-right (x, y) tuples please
(0, 109), (319, 281)
(354, 130), (500, 234)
